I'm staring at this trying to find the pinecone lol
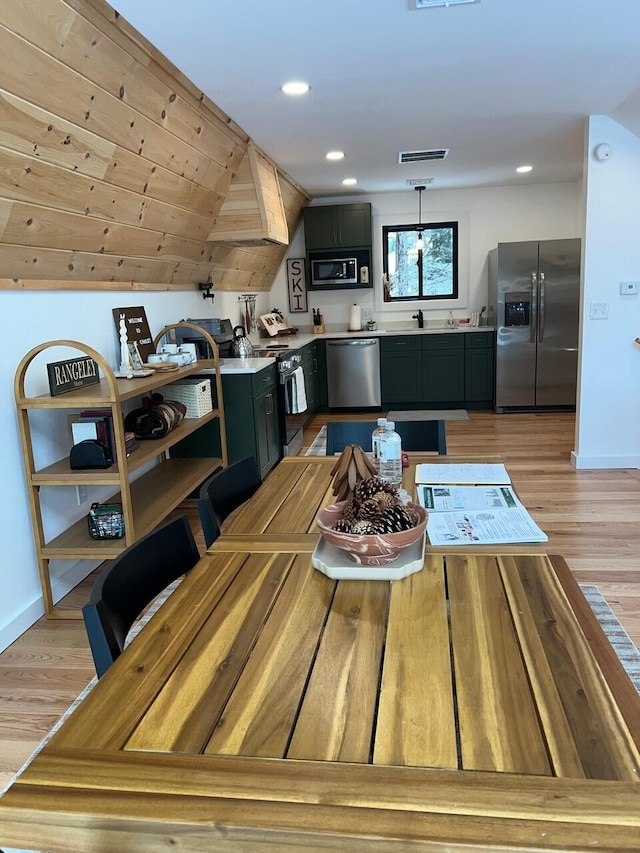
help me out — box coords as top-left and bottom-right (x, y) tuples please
(332, 518), (353, 532)
(358, 498), (380, 520)
(353, 477), (398, 502)
(341, 498), (360, 521)
(377, 504), (416, 533)
(350, 520), (379, 535)
(370, 492), (396, 514)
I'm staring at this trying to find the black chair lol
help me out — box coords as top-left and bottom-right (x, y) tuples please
(325, 419), (447, 455)
(197, 456), (261, 546)
(82, 515), (200, 678)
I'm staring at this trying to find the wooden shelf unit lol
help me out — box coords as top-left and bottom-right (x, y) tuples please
(14, 323), (228, 619)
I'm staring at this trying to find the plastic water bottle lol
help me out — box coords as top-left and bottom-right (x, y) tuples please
(371, 417), (387, 472)
(379, 421), (402, 488)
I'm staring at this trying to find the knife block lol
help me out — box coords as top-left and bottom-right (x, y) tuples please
(313, 318), (325, 334)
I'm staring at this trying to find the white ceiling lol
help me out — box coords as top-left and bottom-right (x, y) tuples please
(112, 0), (640, 199)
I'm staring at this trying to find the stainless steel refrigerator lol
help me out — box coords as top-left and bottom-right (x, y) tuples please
(488, 238), (580, 411)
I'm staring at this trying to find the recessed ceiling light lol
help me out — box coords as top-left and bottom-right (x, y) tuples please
(281, 81), (310, 96)
(516, 165), (533, 173)
(326, 151), (345, 161)
(342, 178), (357, 186)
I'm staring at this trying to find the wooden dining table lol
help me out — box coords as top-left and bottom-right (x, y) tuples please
(1, 456), (639, 851)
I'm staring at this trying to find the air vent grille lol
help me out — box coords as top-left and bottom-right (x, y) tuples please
(409, 0), (480, 9)
(406, 178), (434, 186)
(398, 149), (449, 164)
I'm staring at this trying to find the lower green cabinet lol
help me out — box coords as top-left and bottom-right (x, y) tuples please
(253, 372), (281, 479)
(166, 365), (281, 484)
(380, 332), (494, 409)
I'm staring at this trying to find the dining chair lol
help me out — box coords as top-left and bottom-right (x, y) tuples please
(325, 419), (447, 455)
(197, 456), (261, 546)
(82, 515), (201, 678)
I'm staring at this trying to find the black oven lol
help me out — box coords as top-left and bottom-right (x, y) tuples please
(254, 346), (307, 456)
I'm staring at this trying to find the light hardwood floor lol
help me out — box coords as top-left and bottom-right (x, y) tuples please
(1, 410), (638, 789)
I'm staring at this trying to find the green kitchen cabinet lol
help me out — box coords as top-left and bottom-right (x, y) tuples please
(303, 203), (372, 251)
(379, 332), (494, 409)
(422, 334), (465, 404)
(464, 331), (494, 406)
(252, 368), (281, 479)
(172, 366), (280, 481)
(380, 336), (422, 404)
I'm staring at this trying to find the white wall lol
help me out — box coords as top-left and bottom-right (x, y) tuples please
(0, 287), (267, 652)
(573, 116), (640, 468)
(271, 182), (582, 331)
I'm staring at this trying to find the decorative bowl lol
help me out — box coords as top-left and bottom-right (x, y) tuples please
(315, 501), (428, 566)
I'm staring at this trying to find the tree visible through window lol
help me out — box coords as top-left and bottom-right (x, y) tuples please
(383, 221), (458, 301)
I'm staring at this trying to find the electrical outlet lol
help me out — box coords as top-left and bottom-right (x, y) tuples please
(590, 302), (609, 320)
(362, 307), (372, 322)
(76, 484), (88, 504)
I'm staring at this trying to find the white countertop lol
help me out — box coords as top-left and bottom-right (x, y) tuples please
(198, 326), (495, 375)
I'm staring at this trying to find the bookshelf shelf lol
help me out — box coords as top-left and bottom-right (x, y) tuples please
(14, 325), (227, 618)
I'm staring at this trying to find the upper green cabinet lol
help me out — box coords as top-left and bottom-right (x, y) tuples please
(303, 203), (372, 251)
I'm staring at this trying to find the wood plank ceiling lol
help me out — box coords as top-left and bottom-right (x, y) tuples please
(0, 0), (310, 292)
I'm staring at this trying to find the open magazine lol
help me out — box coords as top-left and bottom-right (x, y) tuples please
(417, 470), (548, 546)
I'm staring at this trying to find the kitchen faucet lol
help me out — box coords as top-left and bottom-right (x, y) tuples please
(412, 310), (424, 329)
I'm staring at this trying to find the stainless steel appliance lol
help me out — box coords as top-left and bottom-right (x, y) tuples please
(174, 318), (234, 359)
(488, 239), (580, 411)
(310, 257), (358, 287)
(253, 346), (307, 456)
(326, 338), (381, 408)
(230, 325), (253, 358)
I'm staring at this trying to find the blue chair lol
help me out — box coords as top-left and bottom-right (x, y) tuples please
(197, 456), (260, 546)
(82, 515), (200, 678)
(325, 420), (446, 455)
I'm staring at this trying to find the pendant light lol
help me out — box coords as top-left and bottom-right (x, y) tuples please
(415, 185), (425, 252)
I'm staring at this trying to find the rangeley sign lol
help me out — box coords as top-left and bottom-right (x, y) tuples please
(47, 356), (100, 397)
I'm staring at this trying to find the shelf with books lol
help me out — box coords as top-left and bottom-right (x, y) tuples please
(14, 326), (227, 618)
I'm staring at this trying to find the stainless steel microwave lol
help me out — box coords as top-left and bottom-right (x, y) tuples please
(310, 257), (358, 287)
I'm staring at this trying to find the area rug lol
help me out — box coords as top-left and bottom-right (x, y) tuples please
(386, 409), (469, 422)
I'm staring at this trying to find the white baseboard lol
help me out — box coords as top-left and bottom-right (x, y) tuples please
(0, 559), (100, 654)
(571, 451), (640, 469)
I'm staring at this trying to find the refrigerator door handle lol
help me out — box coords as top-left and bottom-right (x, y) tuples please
(538, 272), (546, 342)
(530, 271), (538, 344)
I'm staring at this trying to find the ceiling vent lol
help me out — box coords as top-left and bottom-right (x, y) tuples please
(398, 149), (449, 164)
(406, 178), (434, 186)
(409, 0), (480, 9)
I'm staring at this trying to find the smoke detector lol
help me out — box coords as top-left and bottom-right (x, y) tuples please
(409, 0), (480, 8)
(399, 149), (449, 164)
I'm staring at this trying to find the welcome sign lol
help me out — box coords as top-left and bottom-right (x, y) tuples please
(47, 356), (100, 397)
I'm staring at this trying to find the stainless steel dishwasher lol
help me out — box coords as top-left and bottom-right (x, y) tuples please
(326, 338), (381, 408)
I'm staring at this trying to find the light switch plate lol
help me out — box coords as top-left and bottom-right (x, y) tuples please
(590, 302), (609, 320)
(620, 281), (639, 295)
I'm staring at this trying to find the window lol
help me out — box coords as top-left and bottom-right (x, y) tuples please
(383, 221), (458, 301)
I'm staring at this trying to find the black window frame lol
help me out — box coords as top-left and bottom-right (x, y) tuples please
(382, 220), (459, 302)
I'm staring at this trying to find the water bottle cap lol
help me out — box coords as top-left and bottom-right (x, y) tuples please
(377, 417), (387, 426)
(385, 421), (395, 430)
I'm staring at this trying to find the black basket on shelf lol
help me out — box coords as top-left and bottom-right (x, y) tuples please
(87, 502), (125, 540)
